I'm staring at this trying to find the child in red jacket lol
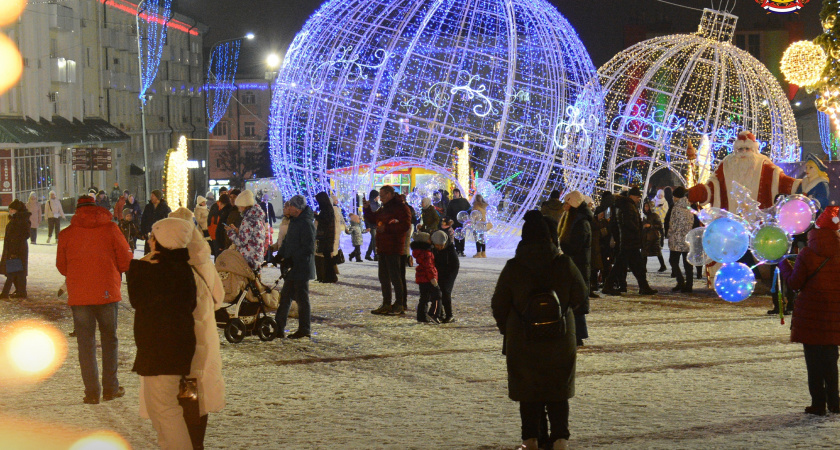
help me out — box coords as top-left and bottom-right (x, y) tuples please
(410, 232), (441, 323)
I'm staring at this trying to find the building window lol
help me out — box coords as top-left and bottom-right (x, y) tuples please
(244, 122), (256, 137)
(213, 122), (228, 136)
(242, 92), (256, 105)
(13, 147), (54, 199)
(735, 33), (760, 60)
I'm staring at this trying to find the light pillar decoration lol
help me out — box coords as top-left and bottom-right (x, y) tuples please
(268, 0), (605, 243)
(163, 136), (190, 208)
(206, 39), (242, 133)
(136, 0), (173, 201)
(456, 134), (470, 199)
(599, 8), (800, 195)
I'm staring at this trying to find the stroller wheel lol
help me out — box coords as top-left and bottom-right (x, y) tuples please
(256, 316), (278, 341)
(224, 318), (247, 343)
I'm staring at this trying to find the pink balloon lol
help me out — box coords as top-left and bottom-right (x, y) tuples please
(777, 198), (814, 235)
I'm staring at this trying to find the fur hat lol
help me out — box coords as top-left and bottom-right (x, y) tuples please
(564, 191), (585, 208)
(8, 199), (26, 211)
(421, 197), (432, 208)
(413, 232), (431, 244)
(235, 189), (256, 207)
(431, 230), (448, 246)
(733, 131), (759, 152)
(122, 208), (133, 217)
(77, 196), (95, 208)
(288, 195), (307, 211)
(169, 207), (194, 221)
(628, 187), (643, 198)
(196, 195), (207, 205)
(152, 218), (194, 250)
(815, 206), (840, 231)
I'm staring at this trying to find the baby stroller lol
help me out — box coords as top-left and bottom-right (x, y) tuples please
(215, 248), (282, 343)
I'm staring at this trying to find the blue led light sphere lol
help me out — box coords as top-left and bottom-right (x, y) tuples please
(269, 0), (605, 242)
(714, 262), (756, 303)
(702, 216), (750, 264)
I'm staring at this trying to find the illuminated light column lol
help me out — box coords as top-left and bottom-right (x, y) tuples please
(163, 136), (190, 208)
(456, 134), (470, 199)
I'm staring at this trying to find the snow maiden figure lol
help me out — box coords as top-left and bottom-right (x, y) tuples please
(797, 154), (830, 212)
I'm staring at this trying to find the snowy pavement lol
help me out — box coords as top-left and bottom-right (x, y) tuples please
(2, 239), (840, 449)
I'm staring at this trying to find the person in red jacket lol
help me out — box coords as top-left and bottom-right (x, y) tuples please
(779, 205), (840, 416)
(363, 185), (411, 315)
(410, 232), (441, 323)
(57, 195), (133, 405)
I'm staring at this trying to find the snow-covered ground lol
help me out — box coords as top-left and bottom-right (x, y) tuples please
(2, 235), (839, 449)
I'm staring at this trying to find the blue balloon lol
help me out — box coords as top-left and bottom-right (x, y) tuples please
(702, 217), (749, 263)
(714, 262), (756, 303)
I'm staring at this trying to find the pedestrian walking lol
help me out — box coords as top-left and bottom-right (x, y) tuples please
(314, 192), (338, 283)
(432, 230), (459, 323)
(257, 191), (277, 227)
(44, 190), (66, 244)
(779, 205), (840, 416)
(119, 208), (139, 251)
(274, 195), (316, 339)
(540, 190), (564, 224)
(364, 185), (411, 315)
(226, 189), (242, 229)
(25, 192), (41, 244)
(213, 194), (233, 255)
(127, 218), (225, 448)
(411, 232), (441, 323)
(446, 188), (471, 257)
(345, 214), (368, 262)
(602, 187), (658, 296)
(558, 191), (592, 347)
(666, 187), (694, 293)
(95, 190), (111, 211)
(1, 199), (31, 298)
(472, 193), (489, 258)
(113, 190), (129, 222)
(224, 189), (270, 270)
(491, 210), (587, 450)
(642, 200), (667, 272)
(140, 189), (171, 254)
(56, 195), (132, 404)
(364, 190), (380, 261)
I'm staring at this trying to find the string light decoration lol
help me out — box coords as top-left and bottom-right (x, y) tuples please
(206, 40), (242, 133)
(163, 136), (189, 208)
(269, 0), (606, 243)
(137, 0), (173, 104)
(598, 8), (799, 194)
(818, 107), (840, 159)
(780, 41), (827, 87)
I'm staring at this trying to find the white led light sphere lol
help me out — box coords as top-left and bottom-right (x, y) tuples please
(598, 9), (800, 194)
(269, 0), (605, 242)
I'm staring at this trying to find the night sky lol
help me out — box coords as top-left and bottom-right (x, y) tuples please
(175, 0), (823, 77)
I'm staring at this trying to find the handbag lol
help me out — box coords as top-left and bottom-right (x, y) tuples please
(5, 258), (23, 274)
(333, 248), (345, 265)
(177, 376), (201, 425)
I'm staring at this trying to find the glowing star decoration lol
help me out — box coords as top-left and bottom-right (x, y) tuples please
(206, 40), (242, 133)
(137, 0), (173, 104)
(269, 0), (606, 245)
(781, 41), (827, 87)
(598, 8), (799, 194)
(164, 137), (189, 208)
(729, 181), (767, 227)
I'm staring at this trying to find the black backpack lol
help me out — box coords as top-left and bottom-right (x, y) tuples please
(513, 259), (568, 342)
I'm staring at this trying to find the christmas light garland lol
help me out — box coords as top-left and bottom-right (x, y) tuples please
(137, 0), (172, 104)
(268, 0), (605, 243)
(206, 40), (242, 133)
(599, 8), (799, 194)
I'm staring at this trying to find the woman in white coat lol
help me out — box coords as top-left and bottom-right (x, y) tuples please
(25, 192), (41, 244)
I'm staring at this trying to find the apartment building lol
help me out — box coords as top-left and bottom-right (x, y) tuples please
(0, 0), (208, 205)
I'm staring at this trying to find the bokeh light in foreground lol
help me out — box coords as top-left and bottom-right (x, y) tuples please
(0, 33), (23, 95)
(69, 431), (131, 450)
(1, 320), (67, 385)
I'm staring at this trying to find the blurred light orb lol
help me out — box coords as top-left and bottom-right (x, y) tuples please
(270, 0), (605, 242)
(9, 329), (56, 374)
(702, 216), (750, 264)
(1, 320), (67, 383)
(776, 195), (817, 236)
(69, 431), (130, 450)
(598, 9), (799, 193)
(780, 41), (827, 87)
(0, 33), (23, 95)
(0, 0), (25, 26)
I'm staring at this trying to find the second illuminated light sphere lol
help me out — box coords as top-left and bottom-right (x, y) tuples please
(598, 9), (800, 194)
(269, 0), (605, 237)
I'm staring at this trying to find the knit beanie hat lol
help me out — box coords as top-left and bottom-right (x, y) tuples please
(565, 191), (585, 208)
(122, 208), (133, 217)
(521, 210), (550, 242)
(169, 207), (194, 221)
(235, 189), (256, 207)
(413, 232), (431, 244)
(196, 195), (207, 205)
(431, 230), (448, 246)
(815, 205), (840, 231)
(288, 195), (307, 210)
(77, 196), (95, 208)
(152, 218), (194, 250)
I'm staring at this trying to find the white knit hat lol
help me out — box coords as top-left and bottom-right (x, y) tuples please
(152, 218), (194, 250)
(196, 195), (207, 205)
(235, 189), (256, 207)
(564, 191), (585, 208)
(431, 230), (448, 246)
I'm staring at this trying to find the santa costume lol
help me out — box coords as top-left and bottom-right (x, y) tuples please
(687, 131), (801, 210)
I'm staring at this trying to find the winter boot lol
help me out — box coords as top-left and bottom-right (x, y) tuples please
(671, 283), (684, 292)
(553, 439), (570, 450)
(480, 251), (487, 258)
(518, 438), (539, 450)
(371, 303), (391, 315)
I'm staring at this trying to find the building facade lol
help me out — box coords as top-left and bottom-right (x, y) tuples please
(0, 0), (208, 206)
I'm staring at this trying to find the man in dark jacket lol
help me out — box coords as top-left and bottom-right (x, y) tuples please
(275, 195), (316, 339)
(602, 187), (657, 296)
(140, 189), (171, 254)
(540, 190), (563, 223)
(364, 190), (380, 260)
(364, 185), (411, 315)
(446, 188), (471, 257)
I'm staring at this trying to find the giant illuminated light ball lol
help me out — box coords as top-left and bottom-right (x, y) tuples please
(598, 8), (799, 194)
(269, 0), (605, 242)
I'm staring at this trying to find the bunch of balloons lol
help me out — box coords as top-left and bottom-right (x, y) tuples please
(454, 210), (490, 244)
(687, 194), (818, 303)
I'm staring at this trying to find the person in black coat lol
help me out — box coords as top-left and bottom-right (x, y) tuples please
(602, 188), (657, 296)
(275, 195), (316, 339)
(140, 189), (171, 255)
(314, 191), (337, 283)
(257, 191), (277, 227)
(1, 199), (30, 298)
(432, 230), (459, 323)
(445, 188), (471, 257)
(214, 194), (233, 252)
(127, 218), (198, 448)
(559, 192), (592, 346)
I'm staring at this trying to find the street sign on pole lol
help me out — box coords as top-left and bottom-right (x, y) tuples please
(71, 148), (113, 171)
